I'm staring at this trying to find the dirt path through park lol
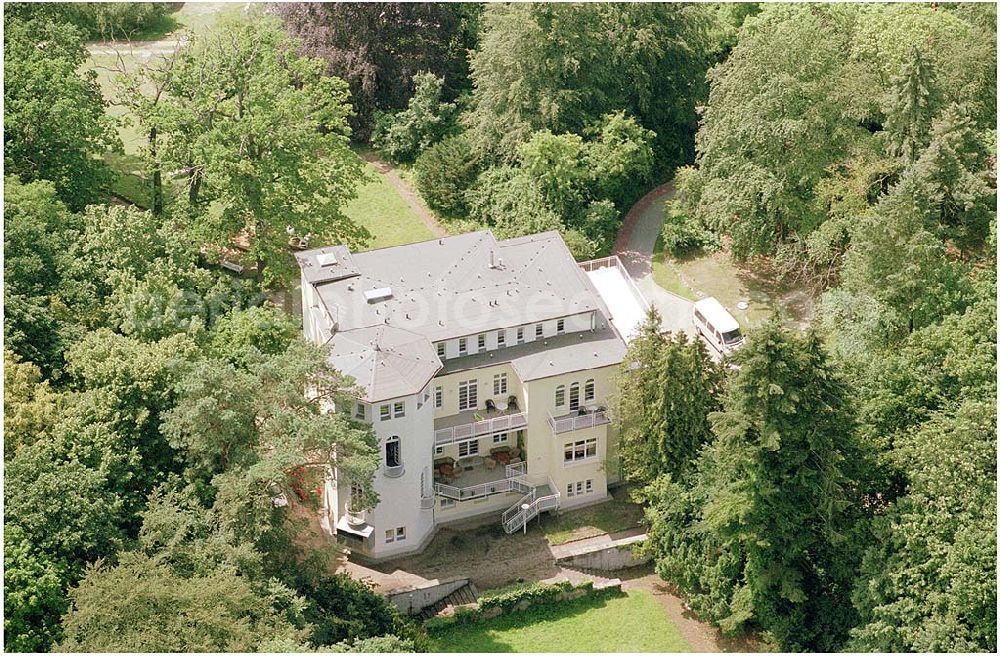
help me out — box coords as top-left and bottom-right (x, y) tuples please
(358, 151), (448, 239)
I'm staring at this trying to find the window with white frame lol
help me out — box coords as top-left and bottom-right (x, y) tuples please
(564, 438), (598, 463)
(384, 526), (406, 543)
(535, 323), (543, 338)
(477, 333), (486, 352)
(437, 342), (446, 358)
(435, 446), (444, 455)
(458, 439), (480, 457)
(584, 379), (595, 402)
(385, 435), (401, 468)
(379, 404), (391, 421)
(557, 318), (565, 334)
(497, 330), (506, 347)
(458, 337), (468, 354)
(493, 373), (507, 396)
(566, 479), (594, 497)
(355, 402), (366, 420)
(517, 327), (525, 344)
(555, 385), (565, 408)
(434, 386), (443, 408)
(569, 382), (580, 410)
(393, 401), (405, 418)
(458, 379), (478, 411)
(493, 432), (507, 444)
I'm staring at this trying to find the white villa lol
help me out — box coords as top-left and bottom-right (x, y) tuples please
(296, 230), (648, 560)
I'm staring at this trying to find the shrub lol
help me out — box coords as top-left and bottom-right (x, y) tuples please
(464, 166), (563, 238)
(372, 72), (455, 163)
(414, 134), (480, 218)
(477, 580), (575, 613)
(330, 635), (416, 653)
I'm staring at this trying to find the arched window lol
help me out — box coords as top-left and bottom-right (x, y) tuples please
(569, 382), (580, 411)
(584, 379), (595, 402)
(385, 435), (401, 468)
(555, 385), (566, 408)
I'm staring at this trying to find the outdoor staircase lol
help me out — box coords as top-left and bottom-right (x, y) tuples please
(556, 565), (621, 589)
(501, 485), (561, 534)
(416, 582), (480, 621)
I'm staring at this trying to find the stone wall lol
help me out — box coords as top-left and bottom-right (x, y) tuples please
(386, 576), (470, 615)
(555, 533), (649, 571)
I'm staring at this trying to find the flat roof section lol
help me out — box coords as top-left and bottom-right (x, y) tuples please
(584, 261), (649, 342)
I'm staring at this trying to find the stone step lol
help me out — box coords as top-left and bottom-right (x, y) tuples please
(416, 582), (480, 621)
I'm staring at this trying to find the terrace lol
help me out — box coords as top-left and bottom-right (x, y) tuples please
(433, 461), (530, 502)
(433, 404), (527, 446)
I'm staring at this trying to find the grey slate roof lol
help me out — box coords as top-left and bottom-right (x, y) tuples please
(304, 230), (605, 342)
(297, 230), (627, 401)
(438, 315), (626, 382)
(327, 325), (441, 403)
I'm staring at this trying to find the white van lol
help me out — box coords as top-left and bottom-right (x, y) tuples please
(692, 297), (744, 355)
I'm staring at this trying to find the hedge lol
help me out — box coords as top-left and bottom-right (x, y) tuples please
(424, 579), (617, 633)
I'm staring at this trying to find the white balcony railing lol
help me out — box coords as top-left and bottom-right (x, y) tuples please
(434, 411), (527, 446)
(578, 255), (649, 311)
(434, 460), (530, 502)
(547, 409), (611, 434)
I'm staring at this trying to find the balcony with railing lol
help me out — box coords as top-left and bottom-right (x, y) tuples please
(434, 461), (530, 502)
(548, 407), (611, 434)
(434, 407), (527, 446)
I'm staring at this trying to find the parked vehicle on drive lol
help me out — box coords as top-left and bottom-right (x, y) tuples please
(692, 297), (744, 355)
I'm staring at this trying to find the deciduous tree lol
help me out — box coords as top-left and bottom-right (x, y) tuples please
(3, 16), (115, 209)
(165, 16), (368, 287)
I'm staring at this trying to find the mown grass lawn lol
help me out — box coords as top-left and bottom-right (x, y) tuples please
(539, 487), (645, 546)
(651, 235), (698, 300)
(428, 590), (690, 652)
(344, 162), (435, 250)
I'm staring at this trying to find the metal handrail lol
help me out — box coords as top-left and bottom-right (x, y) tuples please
(502, 490), (561, 534)
(502, 489), (536, 525)
(434, 411), (528, 446)
(434, 463), (530, 502)
(547, 409), (611, 434)
(505, 461), (526, 479)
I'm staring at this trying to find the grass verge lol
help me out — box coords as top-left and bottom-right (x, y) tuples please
(651, 235), (697, 300)
(344, 163), (436, 250)
(427, 590), (691, 652)
(540, 487), (644, 547)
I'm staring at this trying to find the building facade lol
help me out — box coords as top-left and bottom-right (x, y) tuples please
(296, 230), (647, 560)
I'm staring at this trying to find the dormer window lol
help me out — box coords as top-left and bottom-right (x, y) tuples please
(477, 333), (486, 352)
(458, 338), (468, 355)
(557, 319), (565, 334)
(535, 323), (543, 338)
(497, 330), (506, 347)
(437, 342), (445, 358)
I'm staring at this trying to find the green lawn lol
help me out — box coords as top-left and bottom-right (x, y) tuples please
(651, 237), (815, 330)
(540, 487), (644, 546)
(344, 163), (435, 250)
(428, 590), (691, 652)
(651, 235), (698, 300)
